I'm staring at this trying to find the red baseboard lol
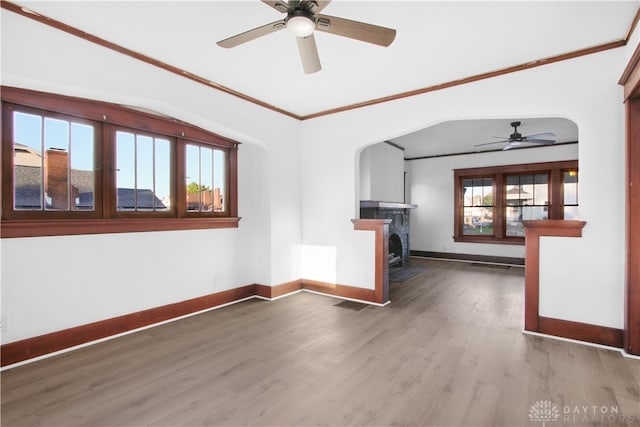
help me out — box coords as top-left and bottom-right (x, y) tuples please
(302, 279), (376, 302)
(255, 280), (303, 299)
(538, 316), (623, 348)
(1, 280), (377, 367)
(1, 285), (255, 367)
(1, 282), (624, 368)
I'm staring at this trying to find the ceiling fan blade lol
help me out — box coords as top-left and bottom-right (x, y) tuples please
(217, 20), (286, 48)
(525, 132), (556, 140)
(261, 0), (289, 13)
(502, 144), (515, 151)
(524, 139), (556, 145)
(474, 140), (509, 147)
(316, 14), (396, 47)
(296, 34), (321, 74)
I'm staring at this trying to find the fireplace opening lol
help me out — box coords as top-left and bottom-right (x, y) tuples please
(360, 201), (417, 270)
(389, 233), (403, 267)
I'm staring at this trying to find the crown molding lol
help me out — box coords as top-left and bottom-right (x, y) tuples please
(2, 1), (638, 121)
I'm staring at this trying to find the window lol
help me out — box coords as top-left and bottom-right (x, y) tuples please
(8, 108), (100, 218)
(462, 178), (494, 236)
(185, 143), (226, 214)
(454, 161), (578, 244)
(563, 169), (579, 220)
(505, 173), (549, 237)
(115, 130), (172, 214)
(2, 86), (239, 238)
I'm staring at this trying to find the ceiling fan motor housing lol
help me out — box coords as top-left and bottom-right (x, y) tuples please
(510, 121), (523, 141)
(287, 8), (315, 22)
(286, 9), (316, 37)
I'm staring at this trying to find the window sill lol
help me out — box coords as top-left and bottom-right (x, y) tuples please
(453, 235), (525, 245)
(1, 217), (241, 238)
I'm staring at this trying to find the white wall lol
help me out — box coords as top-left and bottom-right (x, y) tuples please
(301, 47), (627, 329)
(1, 6), (635, 344)
(407, 143), (579, 258)
(359, 143), (405, 202)
(0, 10), (302, 343)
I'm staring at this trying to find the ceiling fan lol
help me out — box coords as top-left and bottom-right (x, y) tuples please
(474, 121), (556, 151)
(216, 0), (396, 74)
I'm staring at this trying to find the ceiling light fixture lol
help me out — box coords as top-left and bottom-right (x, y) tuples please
(287, 10), (315, 37)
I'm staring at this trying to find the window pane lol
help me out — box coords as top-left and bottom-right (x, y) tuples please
(13, 112), (96, 212)
(13, 112), (43, 210)
(184, 144), (224, 213)
(462, 177), (493, 235)
(564, 171), (578, 205)
(186, 144), (200, 212)
(214, 150), (225, 212)
(116, 131), (172, 212)
(44, 118), (70, 210)
(472, 178), (484, 206)
(506, 205), (548, 237)
(463, 207), (493, 235)
(505, 173), (549, 236)
(506, 206), (523, 236)
(533, 174), (549, 206)
(481, 178), (492, 207)
(463, 179), (474, 206)
(506, 176), (520, 206)
(116, 131), (136, 211)
(70, 123), (94, 210)
(155, 138), (171, 211)
(200, 147), (213, 212)
(463, 178), (493, 207)
(506, 174), (548, 207)
(519, 175), (534, 206)
(136, 135), (154, 211)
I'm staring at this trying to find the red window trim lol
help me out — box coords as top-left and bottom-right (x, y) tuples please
(1, 86), (240, 238)
(453, 160), (578, 245)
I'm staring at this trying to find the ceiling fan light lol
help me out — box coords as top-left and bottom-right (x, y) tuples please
(287, 15), (315, 37)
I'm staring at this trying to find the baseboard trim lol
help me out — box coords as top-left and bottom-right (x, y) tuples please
(302, 279), (376, 303)
(5, 279), (618, 368)
(537, 316), (623, 348)
(1, 279), (377, 367)
(257, 279), (377, 304)
(257, 280), (304, 299)
(410, 250), (525, 266)
(1, 285), (256, 367)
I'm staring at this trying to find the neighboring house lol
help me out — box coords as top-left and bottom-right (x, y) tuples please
(13, 144), (164, 211)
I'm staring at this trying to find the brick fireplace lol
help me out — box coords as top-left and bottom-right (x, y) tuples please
(360, 201), (417, 268)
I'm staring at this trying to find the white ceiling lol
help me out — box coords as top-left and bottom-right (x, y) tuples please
(4, 1), (637, 158)
(10, 0), (639, 118)
(390, 117), (579, 158)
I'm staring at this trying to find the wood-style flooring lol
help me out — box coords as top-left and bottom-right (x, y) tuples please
(2, 259), (639, 426)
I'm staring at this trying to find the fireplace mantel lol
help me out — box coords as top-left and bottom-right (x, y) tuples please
(360, 200), (417, 209)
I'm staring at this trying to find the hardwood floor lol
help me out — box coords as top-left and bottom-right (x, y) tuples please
(2, 259), (639, 426)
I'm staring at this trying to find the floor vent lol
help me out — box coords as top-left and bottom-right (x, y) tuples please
(334, 300), (368, 311)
